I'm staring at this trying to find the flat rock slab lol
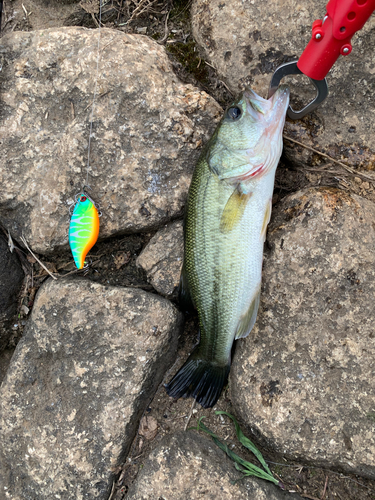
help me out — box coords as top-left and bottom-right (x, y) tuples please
(231, 187), (375, 478)
(191, 0), (375, 170)
(127, 430), (302, 500)
(0, 27), (222, 253)
(0, 277), (182, 499)
(136, 220), (183, 297)
(0, 235), (24, 351)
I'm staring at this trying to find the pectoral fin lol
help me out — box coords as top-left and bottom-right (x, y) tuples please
(235, 285), (261, 339)
(220, 188), (252, 234)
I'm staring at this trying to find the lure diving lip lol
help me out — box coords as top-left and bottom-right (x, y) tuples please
(69, 193), (100, 269)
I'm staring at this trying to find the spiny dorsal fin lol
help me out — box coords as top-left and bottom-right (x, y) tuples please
(220, 188), (252, 234)
(235, 284), (261, 340)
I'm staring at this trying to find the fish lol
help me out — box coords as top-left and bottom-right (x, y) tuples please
(69, 193), (100, 269)
(165, 85), (290, 408)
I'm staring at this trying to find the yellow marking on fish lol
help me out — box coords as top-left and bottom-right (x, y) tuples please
(220, 189), (252, 234)
(260, 199), (272, 241)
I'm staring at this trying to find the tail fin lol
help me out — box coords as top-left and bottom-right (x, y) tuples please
(165, 352), (230, 408)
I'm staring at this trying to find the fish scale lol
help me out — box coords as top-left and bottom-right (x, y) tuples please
(166, 85), (290, 408)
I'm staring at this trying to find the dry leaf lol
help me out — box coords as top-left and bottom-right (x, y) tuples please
(80, 0), (100, 14)
(21, 305), (29, 316)
(138, 415), (158, 440)
(113, 252), (131, 270)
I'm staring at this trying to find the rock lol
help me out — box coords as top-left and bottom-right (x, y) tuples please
(138, 415), (158, 441)
(191, 0), (375, 172)
(0, 27), (222, 254)
(136, 220), (184, 297)
(231, 187), (375, 478)
(126, 430), (302, 500)
(0, 235), (24, 351)
(0, 349), (15, 386)
(0, 277), (182, 499)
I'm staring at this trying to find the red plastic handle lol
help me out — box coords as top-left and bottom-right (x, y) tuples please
(297, 0), (375, 80)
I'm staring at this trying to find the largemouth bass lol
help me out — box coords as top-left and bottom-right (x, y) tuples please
(165, 85), (290, 408)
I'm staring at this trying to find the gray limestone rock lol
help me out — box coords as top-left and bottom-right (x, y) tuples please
(231, 187), (375, 478)
(136, 220), (184, 298)
(0, 27), (222, 254)
(126, 430), (302, 500)
(0, 235), (24, 352)
(191, 0), (375, 170)
(0, 277), (182, 499)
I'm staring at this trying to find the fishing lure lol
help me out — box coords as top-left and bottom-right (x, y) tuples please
(69, 193), (100, 269)
(68, 1), (103, 270)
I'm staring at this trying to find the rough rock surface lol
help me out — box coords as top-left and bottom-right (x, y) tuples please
(127, 430), (302, 500)
(136, 220), (184, 297)
(0, 349), (15, 386)
(191, 0), (375, 170)
(231, 187), (375, 478)
(0, 235), (24, 351)
(0, 277), (182, 499)
(0, 27), (222, 253)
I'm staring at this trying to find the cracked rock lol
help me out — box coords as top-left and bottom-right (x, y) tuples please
(191, 0), (375, 171)
(231, 187), (375, 478)
(127, 430), (302, 500)
(0, 27), (222, 254)
(136, 220), (184, 298)
(0, 277), (182, 499)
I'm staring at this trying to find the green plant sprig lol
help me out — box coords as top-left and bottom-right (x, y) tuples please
(193, 412), (284, 489)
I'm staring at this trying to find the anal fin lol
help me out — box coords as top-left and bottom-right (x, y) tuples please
(220, 188), (252, 234)
(260, 199), (272, 242)
(235, 285), (261, 340)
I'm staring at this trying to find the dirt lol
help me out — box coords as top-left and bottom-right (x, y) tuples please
(1, 1), (375, 499)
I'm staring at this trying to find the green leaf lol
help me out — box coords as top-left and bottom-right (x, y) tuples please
(196, 416), (279, 486)
(215, 411), (273, 476)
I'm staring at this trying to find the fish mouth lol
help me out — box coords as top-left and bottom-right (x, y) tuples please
(243, 85), (290, 126)
(268, 84), (290, 125)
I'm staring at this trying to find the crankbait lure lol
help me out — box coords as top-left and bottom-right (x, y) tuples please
(69, 194), (100, 269)
(68, 1), (103, 270)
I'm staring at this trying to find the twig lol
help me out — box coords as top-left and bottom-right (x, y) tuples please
(220, 80), (234, 96)
(267, 461), (375, 493)
(91, 12), (99, 27)
(283, 135), (375, 183)
(321, 475), (328, 499)
(205, 60), (217, 70)
(126, 0), (158, 24)
(20, 236), (58, 280)
(157, 10), (170, 45)
(184, 398), (196, 431)
(107, 480), (116, 500)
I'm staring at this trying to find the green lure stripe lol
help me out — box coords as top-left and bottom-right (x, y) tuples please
(69, 194), (100, 269)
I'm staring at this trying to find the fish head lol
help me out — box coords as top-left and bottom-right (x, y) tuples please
(209, 85), (290, 183)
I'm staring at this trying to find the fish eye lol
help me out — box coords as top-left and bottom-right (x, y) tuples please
(227, 106), (242, 120)
(80, 196), (87, 202)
